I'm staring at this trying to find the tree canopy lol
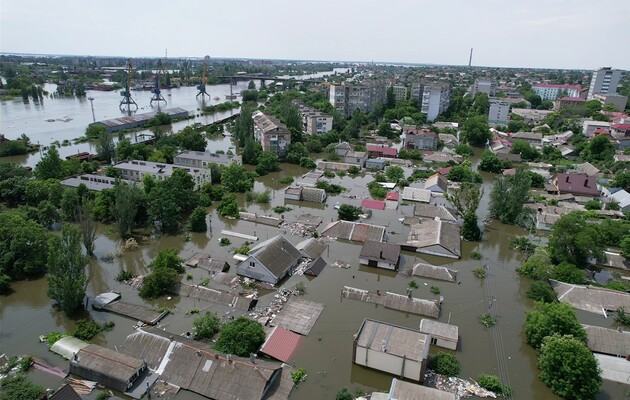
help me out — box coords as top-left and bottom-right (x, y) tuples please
(338, 204), (361, 221)
(214, 317), (265, 357)
(548, 212), (604, 267)
(489, 167), (531, 225)
(524, 302), (587, 350)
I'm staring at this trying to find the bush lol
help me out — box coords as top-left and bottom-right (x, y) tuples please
(219, 237), (231, 246)
(476, 374), (512, 396)
(338, 204), (361, 221)
(428, 352), (460, 376)
(430, 286), (441, 295)
(115, 269), (134, 282)
(347, 165), (360, 175)
(214, 317), (266, 357)
(73, 319), (102, 341)
(188, 207), (208, 232)
(299, 157), (317, 169)
(0, 374), (45, 400)
(43, 331), (68, 348)
(233, 243), (251, 255)
(524, 302), (587, 350)
(273, 206), (292, 214)
(409, 280), (418, 289)
(615, 307), (630, 326)
(473, 267), (486, 279)
(526, 281), (557, 303)
(479, 313), (497, 327)
(470, 251), (483, 260)
(336, 388), (354, 400)
(193, 312), (221, 340)
(102, 321), (116, 332)
(291, 368), (307, 384)
(279, 177), (294, 185)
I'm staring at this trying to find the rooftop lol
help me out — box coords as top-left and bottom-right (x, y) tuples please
(419, 318), (458, 342)
(359, 241), (401, 264)
(551, 280), (630, 316)
(583, 324), (630, 357)
(355, 319), (429, 363)
(247, 235), (302, 278)
(389, 378), (456, 400)
(320, 220), (386, 243)
(113, 160), (200, 175)
(174, 150), (241, 164)
(409, 262), (458, 283)
(260, 326), (302, 362)
(73, 344), (145, 382)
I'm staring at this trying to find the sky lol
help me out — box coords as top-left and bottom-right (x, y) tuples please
(1, 0), (629, 70)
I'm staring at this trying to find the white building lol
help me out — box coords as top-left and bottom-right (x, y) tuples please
(112, 160), (211, 190)
(588, 67), (622, 99)
(353, 319), (430, 382)
(471, 79), (496, 96)
(488, 98), (510, 124)
(173, 150), (241, 168)
(419, 318), (459, 350)
(421, 84), (451, 122)
(532, 84), (581, 101)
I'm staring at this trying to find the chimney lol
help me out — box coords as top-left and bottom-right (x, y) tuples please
(584, 179), (588, 187)
(565, 176), (569, 183)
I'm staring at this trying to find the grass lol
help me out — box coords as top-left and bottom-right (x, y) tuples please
(470, 251), (483, 260)
(473, 267), (486, 279)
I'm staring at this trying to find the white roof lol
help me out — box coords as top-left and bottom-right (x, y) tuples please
(402, 187), (431, 203)
(611, 189), (630, 208)
(50, 336), (89, 360)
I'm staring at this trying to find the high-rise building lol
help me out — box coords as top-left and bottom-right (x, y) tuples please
(532, 84), (581, 101)
(588, 67), (622, 99)
(471, 79), (496, 97)
(391, 85), (407, 102)
(488, 98), (510, 125)
(329, 82), (387, 116)
(421, 83), (451, 122)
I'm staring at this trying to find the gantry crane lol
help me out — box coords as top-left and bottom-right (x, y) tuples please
(196, 56), (210, 99)
(119, 59), (138, 111)
(150, 59), (167, 106)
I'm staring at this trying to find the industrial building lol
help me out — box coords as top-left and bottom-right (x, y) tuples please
(89, 107), (189, 133)
(112, 160), (211, 190)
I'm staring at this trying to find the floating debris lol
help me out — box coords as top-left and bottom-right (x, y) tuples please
(424, 370), (498, 398)
(333, 260), (351, 269)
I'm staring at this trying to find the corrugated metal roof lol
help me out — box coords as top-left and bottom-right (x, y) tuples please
(273, 297), (325, 336)
(419, 319), (458, 342)
(551, 280), (630, 315)
(355, 319), (429, 362)
(304, 257), (326, 276)
(260, 326), (302, 362)
(361, 199), (386, 210)
(246, 235), (302, 279)
(73, 344), (145, 382)
(359, 241), (400, 265)
(583, 324), (630, 356)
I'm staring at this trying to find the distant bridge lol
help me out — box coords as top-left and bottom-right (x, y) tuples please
(218, 75), (325, 84)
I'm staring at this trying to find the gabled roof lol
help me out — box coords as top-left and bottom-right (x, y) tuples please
(405, 220), (461, 258)
(73, 344), (145, 382)
(388, 378), (456, 400)
(402, 187), (431, 203)
(359, 241), (401, 264)
(296, 237), (328, 259)
(320, 221), (386, 243)
(583, 324), (630, 356)
(413, 203), (458, 222)
(49, 384), (82, 400)
(410, 262), (458, 282)
(304, 257), (326, 276)
(247, 235), (301, 278)
(574, 162), (601, 177)
(424, 173), (448, 192)
(419, 319), (458, 342)
(355, 319), (429, 362)
(551, 280), (630, 316)
(555, 173), (599, 196)
(611, 189), (630, 208)
(260, 326), (302, 362)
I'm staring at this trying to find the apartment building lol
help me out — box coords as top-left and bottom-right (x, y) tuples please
(112, 160), (211, 190)
(588, 67), (622, 99)
(421, 83), (451, 122)
(471, 79), (496, 96)
(252, 111), (291, 157)
(293, 101), (333, 135)
(391, 85), (407, 102)
(329, 81), (387, 116)
(532, 84), (581, 101)
(173, 150), (241, 168)
(488, 98), (510, 124)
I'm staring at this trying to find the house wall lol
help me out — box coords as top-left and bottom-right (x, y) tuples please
(359, 257), (396, 270)
(354, 346), (422, 382)
(284, 192), (301, 201)
(365, 160), (385, 170)
(236, 257), (279, 284)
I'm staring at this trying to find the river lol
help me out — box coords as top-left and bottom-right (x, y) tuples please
(0, 78), (627, 399)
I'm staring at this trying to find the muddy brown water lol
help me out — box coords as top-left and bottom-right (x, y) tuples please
(1, 155), (628, 399)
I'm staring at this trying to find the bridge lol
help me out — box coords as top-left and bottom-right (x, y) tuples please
(218, 75), (325, 84)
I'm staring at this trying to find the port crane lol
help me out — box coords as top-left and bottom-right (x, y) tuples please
(150, 59), (167, 106)
(196, 56), (211, 99)
(119, 59), (138, 111)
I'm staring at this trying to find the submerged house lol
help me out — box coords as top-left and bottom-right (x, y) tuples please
(70, 344), (146, 393)
(359, 241), (401, 270)
(283, 186), (327, 203)
(353, 319), (430, 382)
(402, 220), (461, 259)
(419, 318), (459, 350)
(236, 235), (302, 285)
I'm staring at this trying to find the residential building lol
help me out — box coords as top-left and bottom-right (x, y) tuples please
(329, 81), (387, 116)
(295, 237), (328, 259)
(552, 173), (599, 197)
(344, 151), (368, 167)
(293, 101), (333, 135)
(252, 111), (291, 157)
(70, 344), (146, 393)
(423, 173), (448, 193)
(532, 84), (581, 101)
(283, 186), (327, 203)
(112, 160), (211, 190)
(410, 82), (425, 101)
(373, 378), (456, 400)
(335, 142), (352, 157)
(612, 123), (630, 137)
(391, 85), (407, 101)
(402, 187), (432, 203)
(320, 220), (386, 243)
(173, 150), (241, 168)
(353, 319), (430, 382)
(556, 97), (586, 109)
(365, 158), (386, 170)
(511, 108), (553, 125)
(510, 132), (543, 148)
(471, 79), (496, 96)
(610, 189), (630, 212)
(329, 83), (347, 114)
(359, 241), (401, 270)
(402, 219), (461, 259)
(367, 144), (397, 158)
(404, 128), (439, 150)
(588, 67), (622, 99)
(419, 319), (459, 350)
(421, 83), (451, 122)
(423, 151), (461, 164)
(361, 199), (386, 210)
(488, 98), (510, 124)
(583, 324), (630, 357)
(593, 93), (628, 112)
(409, 262), (458, 283)
(236, 235), (302, 285)
(60, 174), (133, 192)
(583, 120), (612, 137)
(413, 203), (458, 222)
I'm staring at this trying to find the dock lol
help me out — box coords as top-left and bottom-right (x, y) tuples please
(239, 212), (283, 227)
(341, 286), (441, 318)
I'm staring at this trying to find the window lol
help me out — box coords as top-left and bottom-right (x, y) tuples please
(249, 262), (255, 268)
(431, 337), (438, 345)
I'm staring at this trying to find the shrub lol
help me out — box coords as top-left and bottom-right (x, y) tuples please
(291, 368), (307, 384)
(470, 251), (483, 260)
(428, 352), (460, 376)
(479, 313), (497, 327)
(279, 177), (294, 185)
(273, 206), (292, 214)
(233, 243), (250, 255)
(43, 331), (68, 348)
(73, 319), (102, 341)
(347, 165), (360, 175)
(219, 237), (231, 246)
(294, 281), (306, 295)
(476, 374), (512, 396)
(115, 269), (134, 282)
(430, 286), (441, 295)
(102, 321), (116, 332)
(526, 281), (557, 303)
(409, 280), (418, 289)
(214, 317), (266, 357)
(193, 312), (221, 339)
(473, 267), (486, 279)
(0, 374), (45, 400)
(616, 307), (630, 326)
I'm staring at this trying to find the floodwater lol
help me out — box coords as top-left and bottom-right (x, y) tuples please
(1, 87), (629, 399)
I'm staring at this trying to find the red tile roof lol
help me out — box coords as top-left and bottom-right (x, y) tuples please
(437, 166), (452, 176)
(361, 199), (386, 210)
(555, 173), (599, 197)
(386, 192), (399, 201)
(260, 326), (301, 362)
(613, 124), (630, 130)
(593, 128), (611, 135)
(558, 96), (585, 102)
(367, 145), (398, 156)
(533, 84), (581, 91)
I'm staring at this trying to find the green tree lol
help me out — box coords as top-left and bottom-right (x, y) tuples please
(581, 134), (615, 163)
(248, 80), (256, 90)
(524, 302), (587, 350)
(454, 144), (474, 156)
(214, 317), (266, 356)
(85, 124), (107, 139)
(178, 126), (207, 151)
(139, 249), (183, 299)
(78, 199), (98, 256)
(148, 182), (182, 234)
(584, 199), (601, 210)
(193, 312), (221, 339)
(478, 151), (503, 173)
(217, 193), (239, 218)
(60, 188), (80, 222)
(613, 171), (630, 191)
(188, 207), (207, 232)
(489, 167), (531, 225)
(526, 281), (557, 303)
(510, 140), (540, 161)
(526, 171), (545, 188)
(447, 161), (482, 183)
(385, 165), (404, 182)
(538, 334), (602, 400)
(47, 224), (87, 316)
(445, 182), (482, 241)
(386, 86), (396, 109)
(548, 212), (604, 267)
(338, 204), (361, 221)
(221, 163), (254, 192)
(0, 211), (50, 284)
(461, 115), (490, 146)
(95, 130), (115, 163)
(428, 352), (460, 376)
(255, 151), (279, 175)
(0, 374), (45, 400)
(112, 181), (144, 238)
(336, 388), (354, 400)
(550, 262), (584, 284)
(517, 248), (554, 280)
(34, 147), (64, 180)
(285, 142), (309, 164)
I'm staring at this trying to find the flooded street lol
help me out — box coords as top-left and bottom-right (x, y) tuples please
(1, 92), (627, 399)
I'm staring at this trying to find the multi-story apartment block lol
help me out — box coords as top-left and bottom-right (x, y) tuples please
(252, 111), (291, 157)
(410, 82), (425, 101)
(488, 98), (510, 125)
(112, 160), (211, 190)
(532, 84), (581, 101)
(588, 67), (622, 99)
(329, 81), (386, 116)
(173, 150), (241, 168)
(421, 83), (451, 122)
(293, 101), (333, 135)
(404, 128), (439, 150)
(391, 85), (407, 102)
(471, 79), (496, 97)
